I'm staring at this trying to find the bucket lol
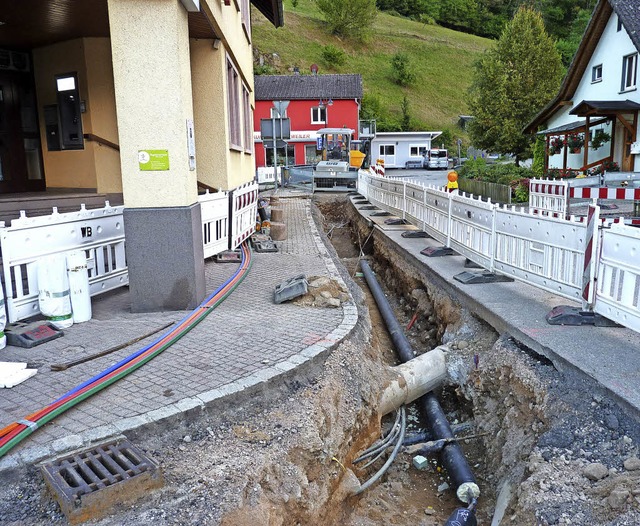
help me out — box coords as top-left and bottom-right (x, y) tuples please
(67, 250), (92, 323)
(350, 150), (366, 168)
(38, 254), (74, 329)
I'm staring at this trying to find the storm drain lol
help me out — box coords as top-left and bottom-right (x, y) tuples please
(41, 439), (163, 525)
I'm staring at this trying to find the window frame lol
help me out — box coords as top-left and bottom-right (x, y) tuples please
(621, 53), (638, 92)
(409, 144), (428, 157)
(591, 64), (603, 83)
(242, 84), (253, 154)
(310, 106), (326, 125)
(226, 56), (243, 151)
(240, 0), (251, 43)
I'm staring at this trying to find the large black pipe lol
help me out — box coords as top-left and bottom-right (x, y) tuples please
(360, 259), (479, 503)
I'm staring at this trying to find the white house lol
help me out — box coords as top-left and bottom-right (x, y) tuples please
(526, 0), (640, 174)
(370, 131), (442, 169)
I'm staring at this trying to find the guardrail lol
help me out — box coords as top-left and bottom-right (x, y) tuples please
(358, 170), (640, 333)
(0, 203), (128, 323)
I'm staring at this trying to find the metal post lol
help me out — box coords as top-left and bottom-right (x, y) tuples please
(272, 112), (278, 191)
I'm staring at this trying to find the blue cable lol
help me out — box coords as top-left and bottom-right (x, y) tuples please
(53, 246), (248, 403)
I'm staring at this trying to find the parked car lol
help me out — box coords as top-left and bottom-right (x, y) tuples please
(423, 149), (449, 169)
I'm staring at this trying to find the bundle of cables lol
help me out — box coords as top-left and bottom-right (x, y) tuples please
(0, 242), (252, 459)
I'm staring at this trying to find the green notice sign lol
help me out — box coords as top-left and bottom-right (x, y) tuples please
(138, 150), (170, 171)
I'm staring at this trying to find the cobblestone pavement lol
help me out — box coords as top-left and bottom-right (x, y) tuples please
(0, 196), (357, 472)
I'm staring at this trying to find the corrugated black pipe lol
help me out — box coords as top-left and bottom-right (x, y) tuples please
(360, 259), (479, 504)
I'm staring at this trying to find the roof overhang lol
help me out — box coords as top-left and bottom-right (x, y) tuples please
(569, 99), (640, 116)
(537, 117), (609, 135)
(0, 0), (219, 50)
(251, 0), (285, 28)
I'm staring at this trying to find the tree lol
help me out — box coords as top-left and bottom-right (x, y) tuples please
(315, 0), (377, 40)
(467, 6), (563, 164)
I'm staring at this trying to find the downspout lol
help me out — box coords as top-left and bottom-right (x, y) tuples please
(360, 259), (480, 504)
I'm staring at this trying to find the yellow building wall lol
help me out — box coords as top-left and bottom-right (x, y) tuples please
(201, 0), (256, 190)
(33, 39), (98, 189)
(190, 39), (228, 190)
(108, 0), (197, 208)
(83, 38), (122, 194)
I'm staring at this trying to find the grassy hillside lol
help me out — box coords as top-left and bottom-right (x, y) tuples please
(251, 0), (493, 138)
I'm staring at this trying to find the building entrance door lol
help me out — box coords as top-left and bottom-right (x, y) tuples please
(0, 70), (44, 194)
(622, 124), (634, 172)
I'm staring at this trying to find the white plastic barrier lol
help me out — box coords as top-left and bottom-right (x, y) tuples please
(595, 223), (640, 332)
(449, 192), (496, 271)
(230, 181), (258, 249)
(528, 179), (568, 217)
(199, 190), (229, 258)
(67, 250), (92, 323)
(404, 182), (428, 230)
(493, 207), (589, 302)
(423, 186), (451, 247)
(0, 203), (127, 323)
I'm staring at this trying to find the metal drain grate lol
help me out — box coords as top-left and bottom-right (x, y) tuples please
(42, 439), (163, 524)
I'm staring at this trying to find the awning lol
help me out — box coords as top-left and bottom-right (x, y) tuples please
(537, 117), (608, 135)
(570, 99), (640, 116)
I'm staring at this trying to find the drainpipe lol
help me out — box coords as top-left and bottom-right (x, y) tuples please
(360, 259), (480, 504)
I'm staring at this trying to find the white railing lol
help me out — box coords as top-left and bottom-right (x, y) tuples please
(230, 181), (258, 249)
(198, 190), (229, 258)
(0, 203), (128, 323)
(357, 170), (640, 333)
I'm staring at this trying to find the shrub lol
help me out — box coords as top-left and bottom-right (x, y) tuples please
(391, 53), (416, 86)
(321, 45), (347, 67)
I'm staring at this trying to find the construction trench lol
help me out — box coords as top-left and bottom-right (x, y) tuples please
(2, 195), (640, 525)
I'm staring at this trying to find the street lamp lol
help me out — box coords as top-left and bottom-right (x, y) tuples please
(318, 98), (333, 125)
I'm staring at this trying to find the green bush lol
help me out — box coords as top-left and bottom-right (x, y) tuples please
(391, 53), (416, 86)
(321, 45), (347, 67)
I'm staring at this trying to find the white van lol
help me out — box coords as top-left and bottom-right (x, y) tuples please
(424, 149), (449, 169)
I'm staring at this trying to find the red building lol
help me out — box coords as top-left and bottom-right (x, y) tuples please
(253, 74), (362, 168)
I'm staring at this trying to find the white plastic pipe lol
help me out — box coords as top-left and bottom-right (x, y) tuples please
(67, 250), (92, 323)
(37, 254), (73, 329)
(0, 283), (6, 350)
(378, 345), (447, 416)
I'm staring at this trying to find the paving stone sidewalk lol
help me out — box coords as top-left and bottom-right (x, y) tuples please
(0, 196), (357, 474)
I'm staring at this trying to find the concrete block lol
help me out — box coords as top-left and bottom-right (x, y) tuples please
(413, 455), (429, 470)
(274, 275), (308, 304)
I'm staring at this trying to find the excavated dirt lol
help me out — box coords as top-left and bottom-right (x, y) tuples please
(2, 195), (640, 525)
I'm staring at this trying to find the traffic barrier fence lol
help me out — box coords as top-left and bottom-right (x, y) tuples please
(357, 170), (640, 333)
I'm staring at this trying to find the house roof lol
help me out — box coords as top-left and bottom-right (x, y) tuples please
(537, 117), (609, 135)
(570, 99), (640, 115)
(524, 0), (631, 133)
(254, 74), (363, 101)
(251, 0), (284, 28)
